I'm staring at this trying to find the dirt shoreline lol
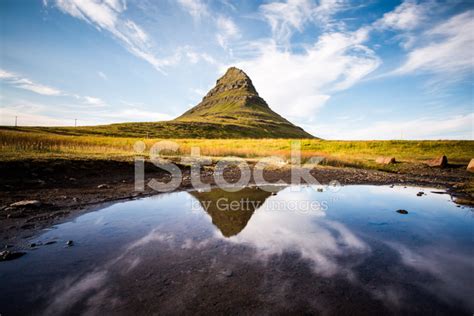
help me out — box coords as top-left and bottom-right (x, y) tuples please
(1, 159), (472, 249)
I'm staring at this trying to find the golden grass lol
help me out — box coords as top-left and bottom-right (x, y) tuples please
(1, 129), (472, 168)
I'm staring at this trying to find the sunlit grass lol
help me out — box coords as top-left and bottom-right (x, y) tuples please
(1, 128), (472, 169)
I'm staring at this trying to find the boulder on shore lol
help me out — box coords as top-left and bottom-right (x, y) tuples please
(375, 157), (396, 165)
(467, 159), (474, 172)
(428, 156), (448, 168)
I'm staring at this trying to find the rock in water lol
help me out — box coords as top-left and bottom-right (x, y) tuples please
(375, 157), (396, 165)
(467, 159), (474, 172)
(428, 156), (448, 168)
(0, 250), (26, 261)
(396, 209), (408, 214)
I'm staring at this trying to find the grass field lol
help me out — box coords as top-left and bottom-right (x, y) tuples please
(1, 128), (472, 170)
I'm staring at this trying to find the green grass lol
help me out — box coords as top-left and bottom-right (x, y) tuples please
(1, 128), (472, 169)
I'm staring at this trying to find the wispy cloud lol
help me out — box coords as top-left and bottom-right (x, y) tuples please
(216, 16), (241, 49)
(394, 10), (474, 80)
(177, 0), (209, 20)
(0, 69), (62, 96)
(233, 27), (380, 121)
(1, 68), (107, 107)
(49, 0), (171, 73)
(97, 71), (108, 80)
(375, 0), (429, 31)
(260, 0), (345, 45)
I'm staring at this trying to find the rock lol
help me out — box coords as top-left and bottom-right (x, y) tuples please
(97, 184), (109, 189)
(9, 200), (41, 208)
(467, 159), (474, 172)
(66, 240), (74, 246)
(396, 209), (408, 214)
(416, 192), (424, 197)
(44, 241), (57, 245)
(30, 243), (37, 248)
(69, 177), (77, 181)
(427, 156), (448, 168)
(0, 250), (26, 261)
(375, 157), (396, 165)
(220, 269), (233, 277)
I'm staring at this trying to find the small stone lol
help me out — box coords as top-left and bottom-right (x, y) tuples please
(44, 241), (57, 245)
(416, 192), (424, 197)
(30, 243), (37, 248)
(375, 157), (396, 165)
(9, 200), (41, 208)
(220, 269), (233, 277)
(396, 209), (408, 215)
(97, 184), (109, 189)
(66, 240), (74, 246)
(69, 177), (77, 181)
(271, 192), (277, 196)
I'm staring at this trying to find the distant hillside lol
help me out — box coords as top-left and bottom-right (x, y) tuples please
(2, 67), (314, 139)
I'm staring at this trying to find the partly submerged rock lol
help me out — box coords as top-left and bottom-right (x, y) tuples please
(375, 157), (396, 165)
(396, 209), (408, 214)
(428, 156), (448, 168)
(97, 184), (110, 189)
(0, 250), (26, 261)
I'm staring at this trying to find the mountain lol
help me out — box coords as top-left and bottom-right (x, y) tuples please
(14, 67), (314, 138)
(172, 67), (313, 138)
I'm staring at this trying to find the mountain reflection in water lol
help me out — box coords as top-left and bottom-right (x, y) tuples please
(0, 185), (472, 315)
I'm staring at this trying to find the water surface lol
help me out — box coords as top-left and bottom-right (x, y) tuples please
(0, 185), (472, 315)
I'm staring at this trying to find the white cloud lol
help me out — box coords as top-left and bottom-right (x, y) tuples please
(394, 10), (474, 78)
(216, 16), (240, 49)
(177, 0), (208, 20)
(82, 96), (107, 107)
(50, 0), (170, 73)
(1, 69), (108, 108)
(260, 0), (345, 45)
(0, 69), (62, 96)
(97, 71), (108, 80)
(375, 0), (428, 31)
(309, 113), (474, 140)
(233, 27), (380, 121)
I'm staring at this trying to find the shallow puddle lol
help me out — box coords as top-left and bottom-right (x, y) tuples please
(0, 185), (473, 315)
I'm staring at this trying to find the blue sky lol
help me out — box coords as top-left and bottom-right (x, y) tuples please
(0, 0), (472, 139)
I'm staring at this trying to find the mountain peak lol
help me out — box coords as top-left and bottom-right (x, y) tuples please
(205, 67), (258, 98)
(175, 66), (314, 138)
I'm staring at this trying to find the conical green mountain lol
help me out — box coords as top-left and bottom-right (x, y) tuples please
(24, 67), (314, 138)
(174, 67), (313, 138)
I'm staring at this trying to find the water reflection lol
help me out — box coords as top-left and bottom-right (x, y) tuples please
(190, 187), (275, 237)
(0, 185), (472, 315)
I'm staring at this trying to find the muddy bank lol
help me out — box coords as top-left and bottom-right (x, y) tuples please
(0, 159), (472, 247)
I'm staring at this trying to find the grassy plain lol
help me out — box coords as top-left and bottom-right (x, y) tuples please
(1, 128), (472, 170)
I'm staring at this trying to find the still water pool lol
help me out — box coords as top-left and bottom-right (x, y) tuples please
(0, 185), (473, 315)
